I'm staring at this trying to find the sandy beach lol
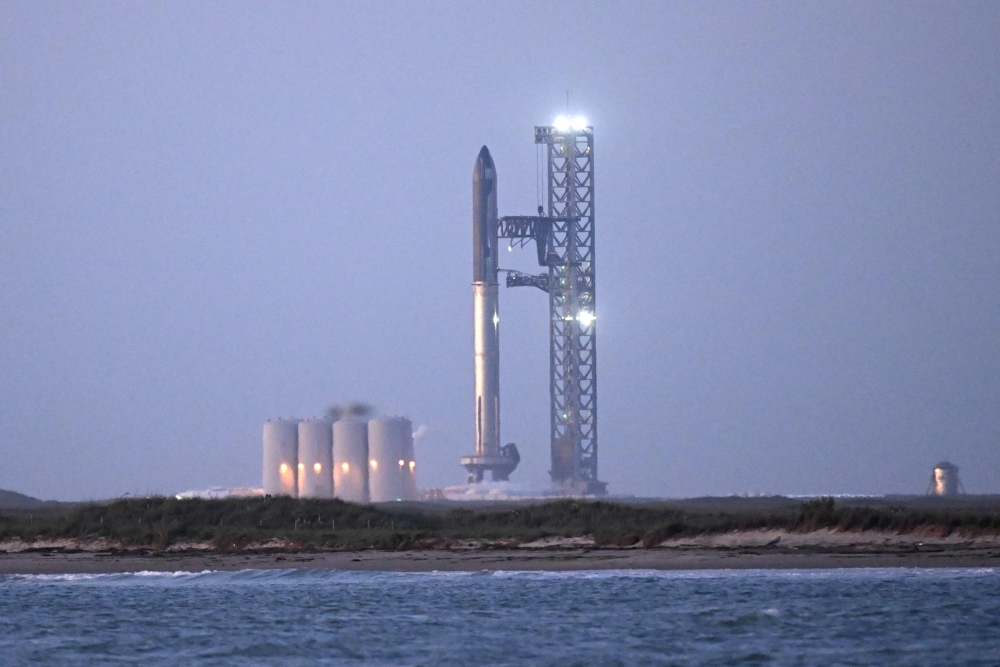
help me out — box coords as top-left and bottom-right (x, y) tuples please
(3, 529), (998, 574)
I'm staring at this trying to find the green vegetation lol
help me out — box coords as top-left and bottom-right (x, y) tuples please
(2, 496), (999, 551)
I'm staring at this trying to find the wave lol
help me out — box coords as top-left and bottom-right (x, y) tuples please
(4, 570), (217, 583)
(2, 566), (996, 586)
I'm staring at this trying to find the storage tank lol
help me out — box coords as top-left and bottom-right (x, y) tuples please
(930, 461), (962, 496)
(368, 417), (418, 502)
(333, 420), (369, 503)
(401, 423), (418, 500)
(297, 419), (334, 498)
(263, 419), (299, 497)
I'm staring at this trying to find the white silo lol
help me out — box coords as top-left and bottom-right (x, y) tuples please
(297, 419), (334, 498)
(368, 417), (418, 502)
(401, 423), (418, 500)
(263, 419), (300, 497)
(333, 420), (369, 503)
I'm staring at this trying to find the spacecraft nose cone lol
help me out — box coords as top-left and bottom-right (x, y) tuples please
(474, 145), (496, 195)
(476, 145), (495, 172)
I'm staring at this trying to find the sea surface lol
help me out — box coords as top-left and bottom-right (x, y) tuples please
(0, 567), (998, 666)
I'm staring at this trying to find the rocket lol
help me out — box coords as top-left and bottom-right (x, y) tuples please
(461, 146), (519, 482)
(472, 145), (500, 462)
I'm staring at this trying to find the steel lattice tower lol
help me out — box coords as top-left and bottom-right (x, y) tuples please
(494, 123), (605, 494)
(535, 124), (602, 493)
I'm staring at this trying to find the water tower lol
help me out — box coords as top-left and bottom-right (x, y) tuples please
(928, 461), (964, 496)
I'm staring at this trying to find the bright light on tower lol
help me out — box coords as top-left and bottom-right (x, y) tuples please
(571, 116), (587, 131)
(553, 115), (571, 132)
(578, 310), (595, 326)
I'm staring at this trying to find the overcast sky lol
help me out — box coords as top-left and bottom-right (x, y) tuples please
(1, 1), (998, 500)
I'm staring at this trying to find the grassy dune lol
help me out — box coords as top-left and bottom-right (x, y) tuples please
(2, 496), (1000, 551)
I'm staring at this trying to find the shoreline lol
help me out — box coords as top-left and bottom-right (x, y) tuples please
(2, 548), (998, 575)
(3, 528), (999, 574)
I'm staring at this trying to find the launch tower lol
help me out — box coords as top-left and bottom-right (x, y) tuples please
(502, 119), (605, 494)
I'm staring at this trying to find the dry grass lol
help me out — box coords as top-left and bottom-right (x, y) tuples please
(2, 496), (999, 551)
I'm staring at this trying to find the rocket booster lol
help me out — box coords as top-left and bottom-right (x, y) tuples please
(461, 144), (520, 483)
(472, 146), (500, 459)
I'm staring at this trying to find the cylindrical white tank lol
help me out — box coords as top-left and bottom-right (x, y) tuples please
(297, 419), (334, 498)
(263, 419), (300, 497)
(401, 424), (418, 500)
(333, 420), (369, 503)
(932, 461), (961, 496)
(368, 417), (418, 502)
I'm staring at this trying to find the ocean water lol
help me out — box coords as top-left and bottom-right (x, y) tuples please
(0, 568), (998, 666)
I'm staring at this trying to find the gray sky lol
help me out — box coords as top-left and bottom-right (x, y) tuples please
(1, 1), (998, 500)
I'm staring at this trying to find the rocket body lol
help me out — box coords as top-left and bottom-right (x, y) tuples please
(462, 145), (518, 482)
(472, 146), (500, 459)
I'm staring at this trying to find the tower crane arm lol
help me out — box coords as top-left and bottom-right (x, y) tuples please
(501, 269), (550, 292)
(499, 215), (578, 267)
